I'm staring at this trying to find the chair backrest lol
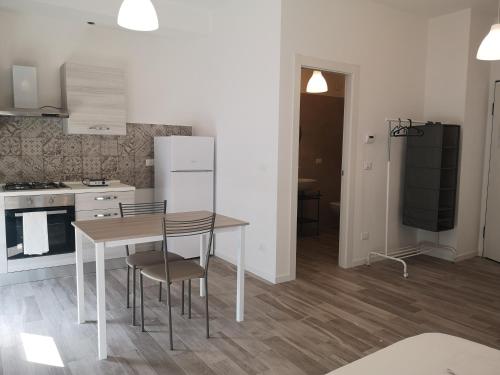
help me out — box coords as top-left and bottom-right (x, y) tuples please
(161, 213), (216, 282)
(119, 201), (167, 217)
(119, 201), (167, 255)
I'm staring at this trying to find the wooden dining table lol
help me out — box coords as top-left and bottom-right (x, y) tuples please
(72, 210), (249, 360)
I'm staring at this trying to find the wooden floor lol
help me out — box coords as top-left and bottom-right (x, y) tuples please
(1, 234), (499, 374)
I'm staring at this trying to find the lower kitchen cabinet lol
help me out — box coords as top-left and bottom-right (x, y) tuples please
(75, 190), (134, 262)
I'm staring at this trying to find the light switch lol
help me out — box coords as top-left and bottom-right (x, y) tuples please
(145, 159), (154, 167)
(315, 158), (323, 165)
(363, 161), (373, 170)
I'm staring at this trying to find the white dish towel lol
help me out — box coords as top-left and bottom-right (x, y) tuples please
(22, 211), (49, 255)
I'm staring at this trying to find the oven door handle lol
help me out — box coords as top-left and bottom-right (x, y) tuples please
(14, 210), (68, 217)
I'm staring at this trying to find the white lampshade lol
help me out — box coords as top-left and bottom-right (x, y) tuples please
(118, 0), (159, 31)
(477, 24), (500, 60)
(306, 71), (328, 93)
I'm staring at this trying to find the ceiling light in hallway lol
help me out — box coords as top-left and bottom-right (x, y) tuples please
(306, 71), (328, 93)
(118, 0), (159, 31)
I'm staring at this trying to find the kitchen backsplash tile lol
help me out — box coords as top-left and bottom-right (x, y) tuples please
(0, 118), (192, 188)
(42, 137), (62, 155)
(22, 157), (43, 180)
(62, 136), (82, 155)
(63, 156), (82, 175)
(0, 137), (21, 155)
(43, 156), (63, 180)
(82, 135), (101, 154)
(22, 138), (43, 156)
(101, 156), (118, 177)
(83, 157), (101, 178)
(100, 138), (118, 156)
(0, 156), (22, 182)
(135, 168), (153, 189)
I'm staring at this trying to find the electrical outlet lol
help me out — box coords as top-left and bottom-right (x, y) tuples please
(364, 134), (375, 144)
(361, 232), (370, 240)
(145, 159), (154, 167)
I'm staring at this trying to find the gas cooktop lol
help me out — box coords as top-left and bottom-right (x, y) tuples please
(3, 182), (69, 191)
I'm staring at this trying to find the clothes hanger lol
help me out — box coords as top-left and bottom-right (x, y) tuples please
(390, 118), (404, 137)
(407, 119), (424, 137)
(391, 118), (424, 137)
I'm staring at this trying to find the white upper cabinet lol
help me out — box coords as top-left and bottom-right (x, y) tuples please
(61, 63), (126, 135)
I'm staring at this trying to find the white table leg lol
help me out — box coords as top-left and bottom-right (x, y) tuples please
(95, 242), (107, 360)
(236, 226), (245, 322)
(75, 229), (85, 324)
(200, 233), (207, 297)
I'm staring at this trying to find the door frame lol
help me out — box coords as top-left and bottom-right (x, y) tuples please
(478, 80), (499, 256)
(289, 55), (360, 277)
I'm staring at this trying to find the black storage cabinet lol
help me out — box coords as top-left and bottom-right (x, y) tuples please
(402, 124), (460, 232)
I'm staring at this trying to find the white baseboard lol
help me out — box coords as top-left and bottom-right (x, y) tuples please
(9, 246), (131, 273)
(214, 251), (276, 284)
(427, 248), (455, 262)
(352, 256), (370, 267)
(275, 273), (294, 283)
(8, 253), (76, 272)
(1, 257), (125, 286)
(455, 251), (478, 262)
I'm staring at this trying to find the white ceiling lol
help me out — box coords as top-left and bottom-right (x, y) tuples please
(0, 0), (227, 35)
(371, 0), (498, 17)
(1, 0), (497, 34)
(0, 0), (228, 13)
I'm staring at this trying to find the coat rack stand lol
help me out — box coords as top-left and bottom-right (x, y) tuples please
(366, 119), (456, 278)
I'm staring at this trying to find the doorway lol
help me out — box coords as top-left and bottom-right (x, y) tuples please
(287, 56), (359, 280)
(483, 81), (500, 262)
(296, 68), (346, 268)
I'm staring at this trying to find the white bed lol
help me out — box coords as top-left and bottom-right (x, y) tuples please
(327, 333), (500, 375)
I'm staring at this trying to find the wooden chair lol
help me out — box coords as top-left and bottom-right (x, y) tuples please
(139, 213), (216, 350)
(119, 201), (184, 326)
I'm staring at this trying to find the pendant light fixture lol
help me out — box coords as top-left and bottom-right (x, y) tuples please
(118, 0), (159, 31)
(306, 70), (328, 93)
(477, 0), (500, 60)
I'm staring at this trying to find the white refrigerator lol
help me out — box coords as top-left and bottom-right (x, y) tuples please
(154, 136), (215, 258)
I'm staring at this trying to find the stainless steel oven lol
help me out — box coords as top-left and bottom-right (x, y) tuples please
(5, 194), (75, 259)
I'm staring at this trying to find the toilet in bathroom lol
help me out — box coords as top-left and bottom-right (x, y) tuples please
(329, 201), (340, 228)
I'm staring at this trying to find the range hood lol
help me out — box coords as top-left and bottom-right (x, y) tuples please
(0, 65), (69, 119)
(0, 107), (69, 118)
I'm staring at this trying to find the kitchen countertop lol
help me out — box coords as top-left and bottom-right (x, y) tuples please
(0, 181), (135, 197)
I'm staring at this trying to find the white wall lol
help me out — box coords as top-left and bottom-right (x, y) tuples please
(421, 9), (490, 259)
(424, 10), (471, 125)
(457, 9), (491, 259)
(277, 0), (429, 279)
(421, 9), (471, 250)
(193, 0), (282, 282)
(482, 57), (500, 255)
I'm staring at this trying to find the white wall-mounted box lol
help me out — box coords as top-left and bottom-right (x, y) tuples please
(12, 65), (38, 109)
